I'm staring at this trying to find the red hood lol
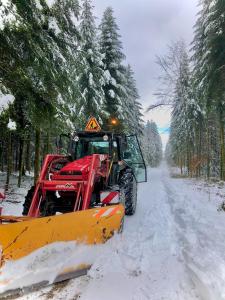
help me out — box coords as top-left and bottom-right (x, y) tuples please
(60, 156), (93, 174)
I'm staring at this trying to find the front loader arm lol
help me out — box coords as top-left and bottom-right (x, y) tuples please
(28, 155), (66, 217)
(82, 154), (109, 210)
(28, 154), (109, 216)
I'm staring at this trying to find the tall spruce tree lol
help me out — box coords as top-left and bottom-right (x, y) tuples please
(99, 7), (126, 127)
(123, 65), (144, 135)
(191, 0), (225, 179)
(142, 121), (162, 167)
(162, 41), (202, 175)
(77, 0), (106, 126)
(0, 0), (81, 184)
(204, 0), (225, 179)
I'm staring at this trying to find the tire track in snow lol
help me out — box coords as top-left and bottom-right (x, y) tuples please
(162, 166), (225, 300)
(162, 174), (211, 300)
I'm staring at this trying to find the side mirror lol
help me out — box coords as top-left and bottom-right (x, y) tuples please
(123, 152), (131, 159)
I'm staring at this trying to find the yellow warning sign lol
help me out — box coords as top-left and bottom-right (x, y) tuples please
(85, 117), (101, 132)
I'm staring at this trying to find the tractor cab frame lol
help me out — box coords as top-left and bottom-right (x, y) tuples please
(59, 131), (147, 184)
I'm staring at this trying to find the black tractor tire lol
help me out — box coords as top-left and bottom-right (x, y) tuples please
(22, 186), (35, 216)
(41, 192), (58, 217)
(119, 170), (137, 216)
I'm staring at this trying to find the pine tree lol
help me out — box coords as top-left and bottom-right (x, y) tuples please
(77, 0), (106, 126)
(204, 0), (225, 179)
(191, 0), (225, 179)
(164, 41), (203, 175)
(142, 121), (162, 167)
(122, 65), (144, 135)
(41, 0), (81, 132)
(0, 0), (81, 184)
(99, 7), (126, 127)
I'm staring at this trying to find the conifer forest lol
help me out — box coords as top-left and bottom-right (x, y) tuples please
(161, 1), (225, 181)
(1, 0), (225, 188)
(0, 0), (162, 188)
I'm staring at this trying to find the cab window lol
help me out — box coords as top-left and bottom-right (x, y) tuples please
(123, 135), (147, 183)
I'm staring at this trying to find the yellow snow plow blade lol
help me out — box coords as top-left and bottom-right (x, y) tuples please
(0, 204), (124, 296)
(0, 205), (124, 264)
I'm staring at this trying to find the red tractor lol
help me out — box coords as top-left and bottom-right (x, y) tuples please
(23, 131), (147, 218)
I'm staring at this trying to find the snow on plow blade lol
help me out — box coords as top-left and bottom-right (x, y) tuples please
(0, 204), (124, 297)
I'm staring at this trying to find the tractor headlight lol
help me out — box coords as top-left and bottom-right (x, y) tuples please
(73, 136), (79, 142)
(103, 135), (108, 141)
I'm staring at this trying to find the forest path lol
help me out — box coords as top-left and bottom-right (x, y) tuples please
(20, 164), (225, 300)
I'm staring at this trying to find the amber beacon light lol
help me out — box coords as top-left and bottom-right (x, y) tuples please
(110, 118), (118, 126)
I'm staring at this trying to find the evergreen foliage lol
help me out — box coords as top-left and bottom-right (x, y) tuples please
(77, 0), (105, 125)
(164, 0), (225, 180)
(0, 0), (145, 186)
(122, 65), (144, 135)
(98, 7), (126, 125)
(142, 121), (163, 167)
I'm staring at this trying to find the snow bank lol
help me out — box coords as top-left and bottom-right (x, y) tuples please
(0, 241), (105, 295)
(0, 172), (32, 216)
(0, 93), (14, 113)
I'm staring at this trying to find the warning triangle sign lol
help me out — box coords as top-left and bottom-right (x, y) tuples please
(85, 117), (101, 132)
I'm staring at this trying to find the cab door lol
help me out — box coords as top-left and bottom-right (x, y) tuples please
(123, 135), (147, 183)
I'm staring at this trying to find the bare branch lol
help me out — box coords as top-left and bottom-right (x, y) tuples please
(149, 40), (188, 110)
(146, 102), (172, 112)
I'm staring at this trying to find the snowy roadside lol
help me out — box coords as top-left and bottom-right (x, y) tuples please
(1, 165), (225, 300)
(169, 167), (225, 210)
(0, 172), (33, 216)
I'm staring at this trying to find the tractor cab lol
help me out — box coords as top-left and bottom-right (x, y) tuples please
(71, 132), (124, 161)
(58, 131), (147, 184)
(57, 117), (147, 183)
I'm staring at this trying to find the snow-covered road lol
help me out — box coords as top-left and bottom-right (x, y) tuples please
(16, 165), (225, 299)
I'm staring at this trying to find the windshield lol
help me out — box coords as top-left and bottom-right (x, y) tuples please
(75, 138), (110, 159)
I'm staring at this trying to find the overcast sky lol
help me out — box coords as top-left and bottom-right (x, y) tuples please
(93, 0), (199, 147)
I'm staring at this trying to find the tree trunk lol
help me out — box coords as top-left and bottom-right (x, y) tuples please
(197, 124), (202, 178)
(0, 143), (3, 172)
(34, 128), (41, 185)
(18, 137), (25, 187)
(25, 133), (31, 174)
(46, 132), (50, 154)
(187, 144), (191, 177)
(180, 156), (183, 175)
(5, 132), (12, 191)
(220, 119), (225, 180)
(15, 139), (19, 172)
(206, 119), (210, 180)
(43, 132), (50, 158)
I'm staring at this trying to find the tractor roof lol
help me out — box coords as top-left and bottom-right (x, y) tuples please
(76, 131), (126, 138)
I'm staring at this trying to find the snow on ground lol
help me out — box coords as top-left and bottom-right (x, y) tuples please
(0, 172), (33, 216)
(1, 164), (225, 299)
(0, 242), (104, 296)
